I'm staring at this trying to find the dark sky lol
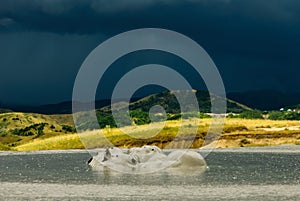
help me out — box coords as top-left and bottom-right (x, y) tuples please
(0, 0), (299, 105)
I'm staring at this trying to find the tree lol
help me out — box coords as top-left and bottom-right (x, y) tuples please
(268, 111), (284, 120)
(239, 110), (264, 119)
(268, 111), (300, 120)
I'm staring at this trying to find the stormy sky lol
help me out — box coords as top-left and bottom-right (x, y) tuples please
(0, 0), (299, 105)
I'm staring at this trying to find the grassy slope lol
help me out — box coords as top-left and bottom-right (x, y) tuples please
(0, 90), (299, 151)
(0, 112), (74, 150)
(109, 90), (252, 113)
(0, 90), (253, 151)
(14, 118), (300, 151)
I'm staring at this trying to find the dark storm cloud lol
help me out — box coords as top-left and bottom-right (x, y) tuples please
(1, 0), (299, 59)
(0, 0), (299, 33)
(0, 0), (299, 104)
(0, 31), (107, 104)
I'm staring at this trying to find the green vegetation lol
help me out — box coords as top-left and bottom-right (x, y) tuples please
(11, 123), (48, 136)
(240, 138), (251, 146)
(227, 110), (300, 121)
(268, 111), (300, 120)
(0, 112), (75, 148)
(1, 90), (300, 151)
(14, 118), (300, 151)
(96, 110), (210, 129)
(238, 110), (264, 119)
(61, 125), (76, 133)
(128, 90), (250, 114)
(85, 90), (248, 130)
(0, 142), (10, 151)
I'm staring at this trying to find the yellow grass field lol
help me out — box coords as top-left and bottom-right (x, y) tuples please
(14, 118), (300, 151)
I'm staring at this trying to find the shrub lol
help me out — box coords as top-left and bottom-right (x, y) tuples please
(240, 138), (251, 145)
(10, 123), (47, 136)
(130, 110), (151, 125)
(37, 124), (45, 137)
(11, 128), (34, 136)
(0, 143), (10, 151)
(227, 113), (238, 118)
(268, 111), (283, 120)
(282, 112), (300, 120)
(62, 125), (76, 133)
(268, 111), (300, 120)
(167, 113), (181, 120)
(239, 110), (263, 119)
(0, 129), (6, 137)
(198, 112), (211, 119)
(97, 113), (117, 128)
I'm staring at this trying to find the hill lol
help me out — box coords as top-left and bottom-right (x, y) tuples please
(129, 90), (251, 113)
(15, 118), (300, 151)
(0, 112), (74, 149)
(0, 90), (252, 149)
(0, 108), (13, 113)
(3, 90), (300, 114)
(2, 91), (253, 115)
(76, 90), (251, 130)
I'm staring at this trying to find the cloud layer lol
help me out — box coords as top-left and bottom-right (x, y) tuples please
(0, 0), (299, 104)
(0, 0), (299, 33)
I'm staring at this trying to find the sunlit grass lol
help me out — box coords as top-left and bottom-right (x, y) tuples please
(15, 134), (83, 151)
(0, 143), (11, 151)
(14, 118), (300, 151)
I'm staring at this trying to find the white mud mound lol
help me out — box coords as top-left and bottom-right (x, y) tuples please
(88, 146), (207, 174)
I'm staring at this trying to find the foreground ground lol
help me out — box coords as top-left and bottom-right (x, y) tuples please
(10, 118), (300, 151)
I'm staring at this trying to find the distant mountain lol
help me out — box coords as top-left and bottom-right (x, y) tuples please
(0, 108), (13, 114)
(2, 90), (252, 115)
(227, 90), (300, 111)
(4, 99), (116, 114)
